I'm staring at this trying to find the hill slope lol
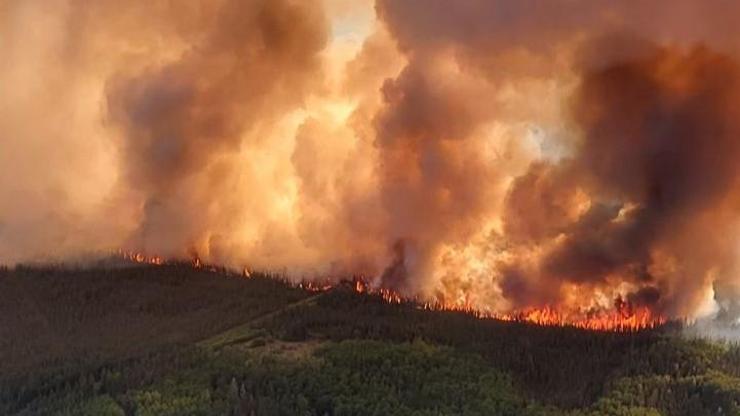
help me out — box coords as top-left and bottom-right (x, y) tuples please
(1, 265), (739, 415)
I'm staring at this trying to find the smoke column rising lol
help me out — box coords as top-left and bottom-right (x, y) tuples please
(3, 0), (740, 320)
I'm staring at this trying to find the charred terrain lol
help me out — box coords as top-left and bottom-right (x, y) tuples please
(1, 263), (739, 416)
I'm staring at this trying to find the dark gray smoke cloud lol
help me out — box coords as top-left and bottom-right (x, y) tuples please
(501, 45), (740, 316)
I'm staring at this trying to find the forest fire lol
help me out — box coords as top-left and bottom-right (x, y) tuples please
(351, 279), (664, 332)
(308, 279), (665, 332)
(6, 2), (740, 413)
(118, 251), (664, 332)
(5, 0), (740, 338)
(495, 306), (665, 332)
(415, 294), (662, 332)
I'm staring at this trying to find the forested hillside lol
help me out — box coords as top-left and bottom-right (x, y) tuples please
(2, 265), (739, 415)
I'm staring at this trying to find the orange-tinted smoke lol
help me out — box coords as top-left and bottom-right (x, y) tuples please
(503, 45), (740, 317)
(106, 0), (329, 258)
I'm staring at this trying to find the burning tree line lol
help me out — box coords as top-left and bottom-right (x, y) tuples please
(118, 250), (665, 332)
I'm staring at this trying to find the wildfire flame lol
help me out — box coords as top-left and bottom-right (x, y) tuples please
(118, 250), (163, 265)
(118, 251), (665, 332)
(308, 278), (665, 332)
(495, 305), (663, 332)
(118, 250), (206, 270)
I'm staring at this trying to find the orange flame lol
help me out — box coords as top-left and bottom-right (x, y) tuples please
(344, 279), (664, 332)
(118, 250), (163, 265)
(495, 305), (664, 332)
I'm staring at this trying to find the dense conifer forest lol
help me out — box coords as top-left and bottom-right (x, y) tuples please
(2, 264), (740, 415)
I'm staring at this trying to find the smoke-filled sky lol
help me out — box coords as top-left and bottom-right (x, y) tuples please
(3, 0), (740, 319)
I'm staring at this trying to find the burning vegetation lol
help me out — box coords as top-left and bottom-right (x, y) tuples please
(120, 250), (665, 331)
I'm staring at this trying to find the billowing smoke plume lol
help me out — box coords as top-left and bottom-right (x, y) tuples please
(106, 0), (328, 258)
(503, 44), (740, 318)
(3, 0), (740, 320)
